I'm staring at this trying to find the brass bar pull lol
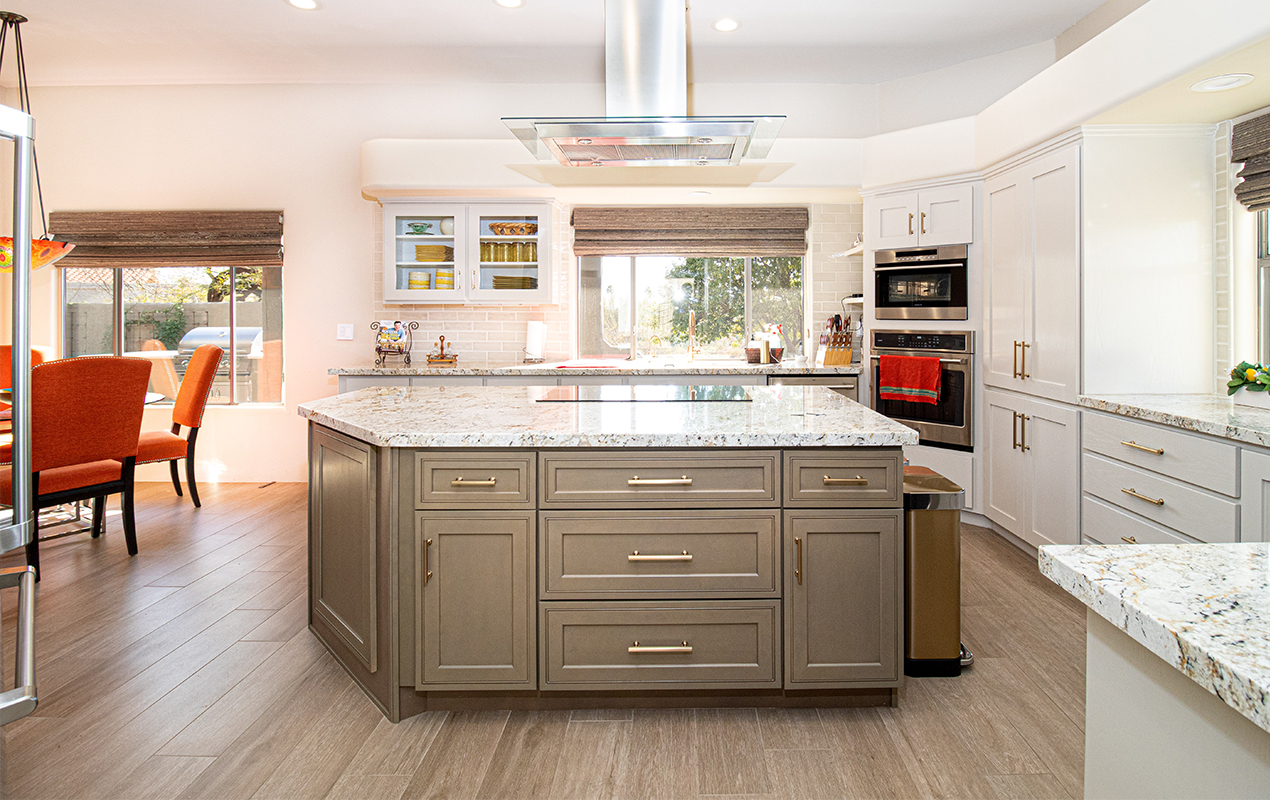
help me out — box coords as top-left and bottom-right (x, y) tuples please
(1121, 536), (1138, 544)
(628, 475), (692, 486)
(1020, 341), (1030, 379)
(629, 550), (692, 562)
(823, 475), (868, 486)
(921, 211), (927, 234)
(1012, 411), (1019, 451)
(1122, 488), (1164, 507)
(1021, 414), (1031, 452)
(908, 213), (914, 235)
(423, 538), (433, 584)
(629, 641), (692, 654)
(1012, 340), (1020, 379)
(1121, 440), (1165, 456)
(795, 537), (803, 585)
(451, 476), (496, 487)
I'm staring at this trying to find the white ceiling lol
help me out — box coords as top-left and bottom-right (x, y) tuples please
(10, 0), (1109, 87)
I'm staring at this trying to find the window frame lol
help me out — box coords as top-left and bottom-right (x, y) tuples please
(578, 254), (805, 360)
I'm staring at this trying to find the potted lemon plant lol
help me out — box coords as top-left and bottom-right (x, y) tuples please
(1228, 361), (1270, 409)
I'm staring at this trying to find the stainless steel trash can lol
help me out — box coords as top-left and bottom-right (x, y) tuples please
(903, 466), (972, 677)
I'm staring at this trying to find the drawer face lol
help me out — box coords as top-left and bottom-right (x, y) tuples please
(540, 601), (780, 690)
(415, 452), (535, 509)
(1082, 453), (1238, 543)
(1082, 413), (1237, 497)
(540, 451), (779, 508)
(539, 510), (780, 599)
(784, 451), (902, 507)
(1081, 495), (1198, 546)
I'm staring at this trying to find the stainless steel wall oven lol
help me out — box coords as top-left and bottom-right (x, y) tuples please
(873, 245), (968, 320)
(870, 329), (973, 451)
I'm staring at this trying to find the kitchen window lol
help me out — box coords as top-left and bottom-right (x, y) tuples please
(63, 265), (283, 404)
(578, 255), (803, 359)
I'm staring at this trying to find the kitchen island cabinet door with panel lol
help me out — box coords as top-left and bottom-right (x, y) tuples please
(415, 512), (536, 689)
(784, 509), (902, 687)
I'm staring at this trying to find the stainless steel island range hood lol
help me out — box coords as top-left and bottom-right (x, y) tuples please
(503, 0), (784, 167)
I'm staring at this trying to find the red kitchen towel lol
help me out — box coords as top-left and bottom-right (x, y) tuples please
(879, 354), (941, 404)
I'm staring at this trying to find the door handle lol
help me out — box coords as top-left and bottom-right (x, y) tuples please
(823, 475), (868, 486)
(1121, 536), (1138, 544)
(629, 641), (692, 654)
(628, 476), (692, 486)
(1020, 414), (1031, 452)
(1121, 488), (1164, 507)
(629, 550), (692, 562)
(795, 537), (803, 585)
(908, 213), (914, 235)
(451, 477), (496, 487)
(921, 211), (927, 235)
(1012, 341), (1019, 379)
(0, 566), (37, 726)
(1121, 440), (1165, 456)
(423, 537), (432, 584)
(1012, 411), (1019, 451)
(1020, 342), (1030, 379)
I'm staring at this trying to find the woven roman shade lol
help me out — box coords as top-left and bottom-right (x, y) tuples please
(571, 207), (809, 257)
(1232, 115), (1270, 211)
(47, 210), (284, 267)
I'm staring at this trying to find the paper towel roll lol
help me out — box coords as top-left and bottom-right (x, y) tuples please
(525, 320), (546, 360)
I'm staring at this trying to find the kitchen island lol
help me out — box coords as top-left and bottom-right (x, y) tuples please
(298, 384), (917, 721)
(1040, 543), (1270, 799)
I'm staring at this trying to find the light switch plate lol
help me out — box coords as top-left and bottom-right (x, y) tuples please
(336, 323), (354, 340)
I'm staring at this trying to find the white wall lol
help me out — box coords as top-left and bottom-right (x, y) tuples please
(860, 117), (977, 189)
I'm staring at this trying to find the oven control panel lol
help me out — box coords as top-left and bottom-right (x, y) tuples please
(871, 331), (971, 354)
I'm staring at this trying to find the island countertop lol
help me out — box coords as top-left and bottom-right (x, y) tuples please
(297, 384), (917, 449)
(1039, 542), (1270, 734)
(329, 360), (863, 378)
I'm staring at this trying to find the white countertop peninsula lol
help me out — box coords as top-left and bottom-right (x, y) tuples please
(298, 384), (914, 449)
(1079, 392), (1270, 447)
(1040, 543), (1270, 798)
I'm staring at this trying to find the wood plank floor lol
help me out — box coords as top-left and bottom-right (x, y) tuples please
(2, 483), (1086, 799)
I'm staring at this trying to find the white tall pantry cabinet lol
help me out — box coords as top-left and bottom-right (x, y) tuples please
(980, 126), (1216, 549)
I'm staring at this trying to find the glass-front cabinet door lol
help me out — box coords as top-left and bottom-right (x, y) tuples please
(467, 204), (551, 304)
(382, 204), (466, 303)
(382, 201), (551, 304)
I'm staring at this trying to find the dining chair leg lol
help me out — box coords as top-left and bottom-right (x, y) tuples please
(169, 459), (183, 497)
(91, 496), (106, 538)
(121, 458), (139, 556)
(186, 428), (201, 509)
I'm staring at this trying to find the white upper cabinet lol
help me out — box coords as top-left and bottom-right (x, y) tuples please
(869, 184), (973, 250)
(382, 200), (553, 305)
(982, 144), (1081, 405)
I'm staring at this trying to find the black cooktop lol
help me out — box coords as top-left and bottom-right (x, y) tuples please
(536, 385), (753, 403)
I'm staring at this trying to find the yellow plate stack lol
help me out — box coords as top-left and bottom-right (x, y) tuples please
(414, 245), (454, 262)
(408, 271), (431, 290)
(434, 266), (455, 290)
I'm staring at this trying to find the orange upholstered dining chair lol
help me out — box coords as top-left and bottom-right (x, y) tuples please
(131, 344), (222, 508)
(0, 356), (152, 579)
(0, 345), (46, 432)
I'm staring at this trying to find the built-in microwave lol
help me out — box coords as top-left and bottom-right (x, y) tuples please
(873, 245), (968, 320)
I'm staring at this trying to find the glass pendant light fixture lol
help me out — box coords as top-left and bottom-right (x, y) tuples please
(0, 11), (73, 272)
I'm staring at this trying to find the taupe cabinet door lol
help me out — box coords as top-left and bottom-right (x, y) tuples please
(785, 510), (901, 685)
(416, 512), (535, 687)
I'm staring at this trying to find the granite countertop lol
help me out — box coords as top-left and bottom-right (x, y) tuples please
(297, 384), (916, 449)
(1040, 542), (1270, 734)
(330, 359), (863, 378)
(1079, 393), (1270, 447)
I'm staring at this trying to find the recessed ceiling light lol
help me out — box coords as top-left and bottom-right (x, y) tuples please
(494, 0), (525, 8)
(1191, 73), (1255, 93)
(286, 0), (319, 9)
(713, 18), (740, 32)
(689, 190), (711, 197)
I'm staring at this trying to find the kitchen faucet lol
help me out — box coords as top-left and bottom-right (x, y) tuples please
(688, 310), (701, 362)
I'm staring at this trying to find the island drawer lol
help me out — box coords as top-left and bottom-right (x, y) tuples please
(1081, 495), (1199, 546)
(539, 510), (780, 599)
(783, 451), (902, 507)
(1081, 453), (1238, 543)
(1082, 413), (1237, 497)
(539, 451), (779, 508)
(415, 452), (535, 509)
(539, 600), (780, 690)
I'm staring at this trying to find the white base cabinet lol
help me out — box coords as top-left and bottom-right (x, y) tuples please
(983, 388), (1080, 548)
(1241, 449), (1270, 543)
